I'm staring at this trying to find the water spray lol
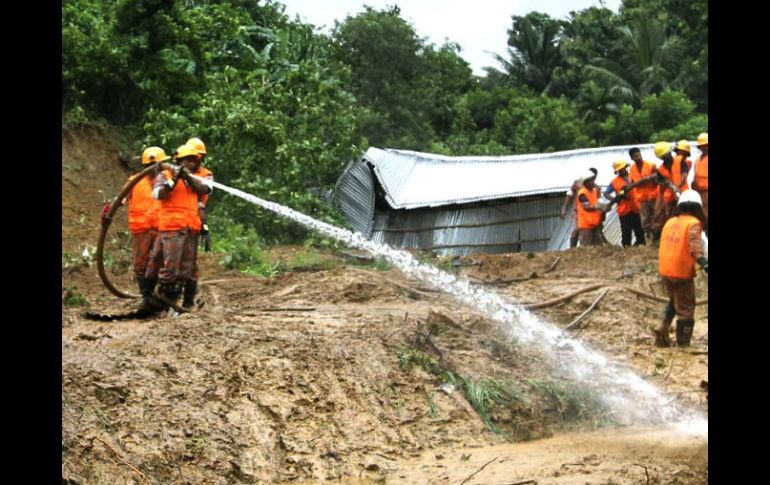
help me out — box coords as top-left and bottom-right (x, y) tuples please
(195, 176), (707, 436)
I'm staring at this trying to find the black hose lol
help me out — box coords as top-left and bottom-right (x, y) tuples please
(97, 162), (175, 298)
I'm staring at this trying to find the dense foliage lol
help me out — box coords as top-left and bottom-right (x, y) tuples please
(63, 0), (707, 243)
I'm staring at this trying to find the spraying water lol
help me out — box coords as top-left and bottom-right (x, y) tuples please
(200, 176), (707, 436)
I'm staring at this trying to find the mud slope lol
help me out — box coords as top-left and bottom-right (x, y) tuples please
(61, 127), (707, 484)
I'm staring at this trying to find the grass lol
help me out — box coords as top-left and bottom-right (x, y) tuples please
(63, 287), (89, 307)
(525, 378), (610, 426)
(396, 347), (523, 436)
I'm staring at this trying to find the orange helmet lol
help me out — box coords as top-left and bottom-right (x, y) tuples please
(186, 137), (207, 155)
(141, 146), (170, 165)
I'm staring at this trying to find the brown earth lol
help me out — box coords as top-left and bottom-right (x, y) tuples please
(61, 127), (707, 484)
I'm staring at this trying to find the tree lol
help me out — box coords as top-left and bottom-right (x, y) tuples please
(493, 12), (566, 94)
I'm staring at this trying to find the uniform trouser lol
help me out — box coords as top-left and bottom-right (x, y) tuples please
(145, 229), (187, 286)
(638, 199), (656, 234)
(661, 277), (696, 320)
(652, 194), (676, 233)
(131, 229), (157, 279)
(578, 227), (604, 246)
(619, 212), (645, 247)
(179, 230), (200, 283)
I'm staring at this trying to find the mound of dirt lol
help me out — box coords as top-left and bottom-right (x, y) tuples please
(61, 127), (706, 484)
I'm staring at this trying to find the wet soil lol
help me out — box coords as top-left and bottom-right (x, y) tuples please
(62, 127), (707, 484)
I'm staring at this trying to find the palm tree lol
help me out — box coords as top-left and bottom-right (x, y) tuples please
(586, 16), (684, 104)
(492, 12), (565, 94)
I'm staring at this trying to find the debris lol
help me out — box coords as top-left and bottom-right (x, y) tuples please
(564, 289), (609, 332)
(460, 457), (497, 485)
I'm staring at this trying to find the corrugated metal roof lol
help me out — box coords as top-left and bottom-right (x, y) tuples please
(363, 143), (697, 210)
(333, 159), (376, 237)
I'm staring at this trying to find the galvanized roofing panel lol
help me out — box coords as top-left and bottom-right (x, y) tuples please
(363, 143), (697, 210)
(333, 159), (376, 237)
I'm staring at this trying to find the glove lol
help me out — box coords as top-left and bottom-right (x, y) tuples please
(618, 188), (627, 198)
(100, 203), (111, 225)
(697, 257), (708, 274)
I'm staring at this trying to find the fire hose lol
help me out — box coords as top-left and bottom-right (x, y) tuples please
(96, 162), (176, 299)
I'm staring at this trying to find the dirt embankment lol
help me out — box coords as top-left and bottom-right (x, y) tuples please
(61, 126), (707, 484)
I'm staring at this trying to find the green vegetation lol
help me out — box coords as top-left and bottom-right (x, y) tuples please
(63, 0), (707, 268)
(63, 287), (90, 307)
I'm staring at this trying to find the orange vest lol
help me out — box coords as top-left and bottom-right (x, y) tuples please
(658, 156), (690, 203)
(185, 166), (213, 231)
(694, 154), (708, 191)
(577, 186), (603, 230)
(611, 175), (638, 216)
(659, 214), (701, 279)
(156, 169), (199, 231)
(195, 166), (213, 206)
(629, 160), (657, 201)
(126, 174), (158, 233)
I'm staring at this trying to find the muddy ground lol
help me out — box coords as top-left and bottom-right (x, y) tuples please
(62, 126), (707, 484)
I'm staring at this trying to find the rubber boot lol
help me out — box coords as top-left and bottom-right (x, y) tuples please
(153, 283), (181, 311)
(654, 301), (675, 347)
(138, 278), (159, 312)
(182, 280), (197, 310)
(136, 276), (146, 296)
(676, 319), (695, 347)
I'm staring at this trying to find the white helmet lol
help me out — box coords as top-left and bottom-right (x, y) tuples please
(677, 190), (702, 207)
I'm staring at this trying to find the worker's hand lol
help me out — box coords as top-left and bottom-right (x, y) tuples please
(618, 188), (627, 199)
(697, 257), (708, 274)
(100, 202), (111, 225)
(201, 223), (212, 252)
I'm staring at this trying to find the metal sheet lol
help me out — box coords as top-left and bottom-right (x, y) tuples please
(364, 143), (697, 210)
(333, 159), (375, 237)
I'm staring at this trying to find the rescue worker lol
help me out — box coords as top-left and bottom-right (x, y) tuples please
(654, 190), (708, 347)
(179, 137), (214, 310)
(125, 147), (168, 307)
(652, 141), (690, 241)
(576, 171), (605, 246)
(604, 160), (644, 246)
(628, 147), (658, 242)
(146, 144), (211, 308)
(692, 133), (708, 226)
(561, 168), (598, 248)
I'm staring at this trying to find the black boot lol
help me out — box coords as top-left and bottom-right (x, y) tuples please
(138, 278), (159, 312)
(155, 283), (181, 311)
(182, 280), (197, 310)
(676, 319), (695, 347)
(136, 276), (146, 296)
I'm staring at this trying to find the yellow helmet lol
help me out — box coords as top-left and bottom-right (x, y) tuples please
(174, 144), (199, 160)
(675, 139), (691, 154)
(653, 141), (673, 159)
(696, 132), (708, 146)
(612, 160), (629, 173)
(141, 146), (170, 165)
(186, 137), (207, 155)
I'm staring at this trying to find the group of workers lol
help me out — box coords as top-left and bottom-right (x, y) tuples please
(103, 137), (214, 313)
(561, 133), (709, 348)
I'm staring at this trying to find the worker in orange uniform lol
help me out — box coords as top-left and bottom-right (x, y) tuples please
(102, 147), (169, 309)
(561, 168), (598, 248)
(691, 133), (708, 231)
(604, 160), (644, 246)
(628, 147), (658, 242)
(576, 171), (605, 246)
(178, 137), (214, 310)
(652, 141), (691, 241)
(145, 144), (211, 308)
(654, 190), (708, 347)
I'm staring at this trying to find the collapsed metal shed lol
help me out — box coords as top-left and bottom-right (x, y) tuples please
(333, 144), (687, 256)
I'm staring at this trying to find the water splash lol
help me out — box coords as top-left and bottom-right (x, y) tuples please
(201, 177), (707, 435)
